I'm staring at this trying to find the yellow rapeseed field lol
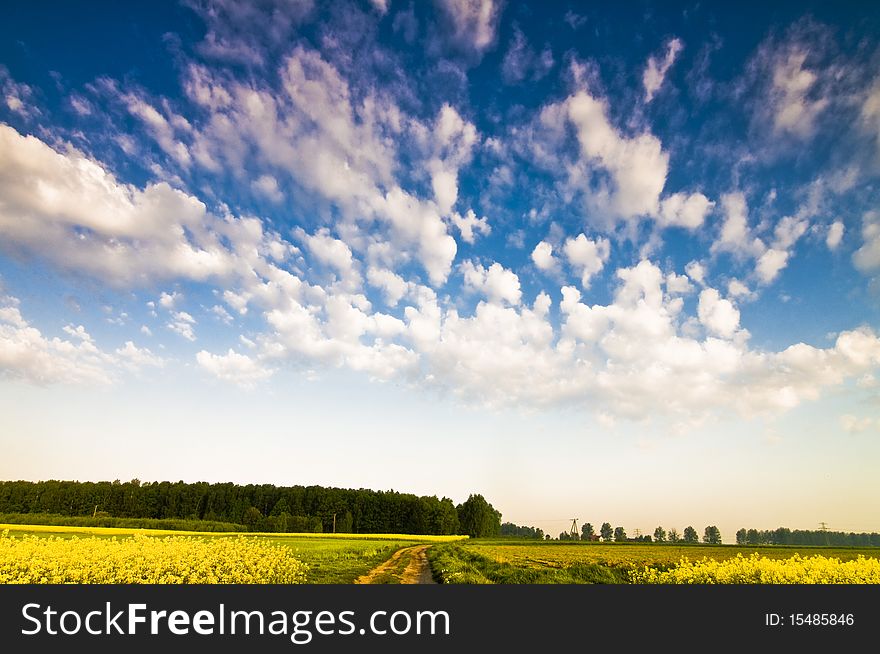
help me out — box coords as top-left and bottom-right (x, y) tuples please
(0, 530), (308, 584)
(632, 552), (880, 584)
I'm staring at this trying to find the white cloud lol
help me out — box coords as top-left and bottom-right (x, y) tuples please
(435, 0), (502, 60)
(665, 272), (693, 295)
(643, 38), (683, 102)
(861, 79), (880, 156)
(159, 291), (182, 309)
(196, 349), (274, 388)
(531, 241), (556, 271)
(769, 50), (829, 138)
(0, 297), (159, 385)
(697, 288), (741, 339)
(251, 174), (284, 203)
(826, 220), (844, 250)
(657, 192), (714, 230)
(566, 90), (669, 221)
(0, 124), (288, 287)
(115, 341), (164, 371)
(461, 260), (522, 305)
(451, 209), (491, 244)
(727, 279), (754, 300)
(685, 260), (707, 286)
(772, 215), (808, 250)
(853, 211), (880, 274)
(122, 93), (192, 167)
(426, 104), (478, 216)
(298, 228), (361, 289)
(712, 192), (766, 259)
(369, 0), (388, 15)
(167, 311), (197, 341)
(185, 45), (459, 286)
(1, 68), (37, 118)
(756, 248), (790, 284)
(563, 234), (610, 288)
(366, 267), (410, 306)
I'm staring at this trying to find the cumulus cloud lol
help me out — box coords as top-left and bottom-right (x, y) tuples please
(184, 45), (461, 285)
(460, 260), (522, 305)
(565, 89), (669, 221)
(853, 211), (880, 275)
(196, 348), (274, 388)
(0, 124), (289, 287)
(0, 297), (161, 384)
(251, 174), (284, 203)
(167, 311), (197, 341)
(826, 220), (844, 250)
(451, 209), (491, 243)
(697, 288), (742, 339)
(366, 267), (410, 306)
(563, 234), (610, 288)
(643, 38), (683, 102)
(298, 228), (362, 289)
(531, 241), (556, 271)
(712, 192), (765, 259)
(768, 49), (829, 138)
(657, 192), (714, 229)
(434, 0), (502, 61)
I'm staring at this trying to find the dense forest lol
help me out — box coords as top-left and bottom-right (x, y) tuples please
(0, 480), (501, 537)
(735, 527), (880, 547)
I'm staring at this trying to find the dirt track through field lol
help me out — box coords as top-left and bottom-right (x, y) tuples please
(354, 545), (436, 584)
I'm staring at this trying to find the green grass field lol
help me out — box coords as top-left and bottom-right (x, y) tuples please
(428, 539), (880, 584)
(1, 524), (465, 584)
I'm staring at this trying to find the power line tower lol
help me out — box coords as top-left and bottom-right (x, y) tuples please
(819, 522), (830, 546)
(569, 519), (578, 540)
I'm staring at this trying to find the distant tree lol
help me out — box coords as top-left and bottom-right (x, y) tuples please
(559, 531), (570, 540)
(746, 529), (760, 545)
(456, 494), (501, 538)
(703, 525), (721, 544)
(736, 528), (747, 545)
(582, 522), (595, 540)
(600, 522), (613, 541)
(668, 527), (680, 542)
(545, 534), (551, 540)
(653, 526), (666, 542)
(242, 506), (263, 531)
(614, 526), (627, 542)
(683, 526), (699, 543)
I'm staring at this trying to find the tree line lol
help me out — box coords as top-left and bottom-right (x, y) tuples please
(735, 527), (880, 547)
(560, 523), (722, 543)
(0, 480), (502, 537)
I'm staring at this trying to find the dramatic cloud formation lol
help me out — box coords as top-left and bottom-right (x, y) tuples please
(0, 2), (878, 429)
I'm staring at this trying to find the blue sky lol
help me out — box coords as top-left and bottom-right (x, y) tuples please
(1, 1), (879, 540)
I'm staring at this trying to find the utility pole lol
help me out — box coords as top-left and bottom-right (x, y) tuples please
(569, 518), (578, 540)
(819, 522), (830, 546)
(93, 505), (98, 518)
(333, 512), (337, 534)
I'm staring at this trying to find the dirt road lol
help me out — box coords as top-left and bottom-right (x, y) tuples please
(354, 544), (436, 584)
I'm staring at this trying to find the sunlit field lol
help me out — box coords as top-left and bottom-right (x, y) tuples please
(428, 540), (880, 584)
(1, 524), (466, 584)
